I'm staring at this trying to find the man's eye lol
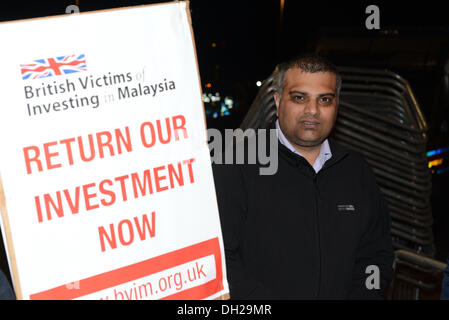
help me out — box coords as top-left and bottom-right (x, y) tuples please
(293, 96), (305, 102)
(320, 97), (332, 104)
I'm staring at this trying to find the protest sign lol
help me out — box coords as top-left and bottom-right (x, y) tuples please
(0, 1), (229, 300)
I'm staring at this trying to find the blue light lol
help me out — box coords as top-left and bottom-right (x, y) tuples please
(437, 167), (449, 175)
(426, 146), (449, 157)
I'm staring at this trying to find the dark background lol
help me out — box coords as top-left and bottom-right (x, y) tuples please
(0, 0), (448, 288)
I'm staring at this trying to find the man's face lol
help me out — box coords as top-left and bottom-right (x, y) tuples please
(274, 68), (338, 148)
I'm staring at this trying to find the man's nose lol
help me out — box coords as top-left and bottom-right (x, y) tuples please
(304, 100), (319, 116)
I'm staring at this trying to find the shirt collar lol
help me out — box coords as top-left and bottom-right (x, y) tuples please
(275, 119), (332, 173)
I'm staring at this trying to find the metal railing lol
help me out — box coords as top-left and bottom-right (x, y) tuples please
(387, 250), (447, 299)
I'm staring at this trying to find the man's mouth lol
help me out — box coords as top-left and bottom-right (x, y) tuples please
(301, 120), (320, 127)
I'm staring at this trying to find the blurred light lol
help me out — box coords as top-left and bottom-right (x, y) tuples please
(211, 93), (220, 102)
(205, 83), (212, 88)
(428, 158), (443, 168)
(280, 0), (285, 17)
(256, 81), (262, 87)
(202, 93), (211, 103)
(203, 93), (237, 119)
(224, 96), (233, 108)
(220, 105), (230, 116)
(211, 42), (217, 48)
(437, 167), (449, 175)
(426, 146), (449, 157)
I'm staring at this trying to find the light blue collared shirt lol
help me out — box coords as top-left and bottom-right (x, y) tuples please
(276, 119), (332, 173)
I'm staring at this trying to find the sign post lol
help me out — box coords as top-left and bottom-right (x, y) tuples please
(0, 1), (229, 300)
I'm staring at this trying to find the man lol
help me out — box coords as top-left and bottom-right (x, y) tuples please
(213, 53), (394, 299)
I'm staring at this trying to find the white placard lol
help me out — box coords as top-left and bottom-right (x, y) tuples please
(0, 1), (228, 300)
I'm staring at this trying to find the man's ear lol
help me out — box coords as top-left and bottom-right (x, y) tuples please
(273, 92), (280, 116)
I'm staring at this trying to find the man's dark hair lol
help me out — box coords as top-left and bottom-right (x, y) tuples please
(274, 53), (342, 100)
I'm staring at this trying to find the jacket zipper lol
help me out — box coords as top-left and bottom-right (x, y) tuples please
(294, 152), (347, 298)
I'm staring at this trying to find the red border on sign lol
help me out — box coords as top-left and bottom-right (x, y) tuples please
(29, 237), (224, 300)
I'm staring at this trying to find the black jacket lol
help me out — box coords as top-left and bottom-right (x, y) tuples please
(213, 131), (394, 299)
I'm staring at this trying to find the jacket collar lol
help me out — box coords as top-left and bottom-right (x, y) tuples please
(268, 119), (349, 172)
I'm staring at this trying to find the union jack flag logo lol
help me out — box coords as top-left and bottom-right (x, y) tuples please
(20, 54), (87, 80)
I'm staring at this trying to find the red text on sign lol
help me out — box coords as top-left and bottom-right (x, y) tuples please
(34, 158), (196, 223)
(98, 211), (156, 252)
(23, 115), (188, 174)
